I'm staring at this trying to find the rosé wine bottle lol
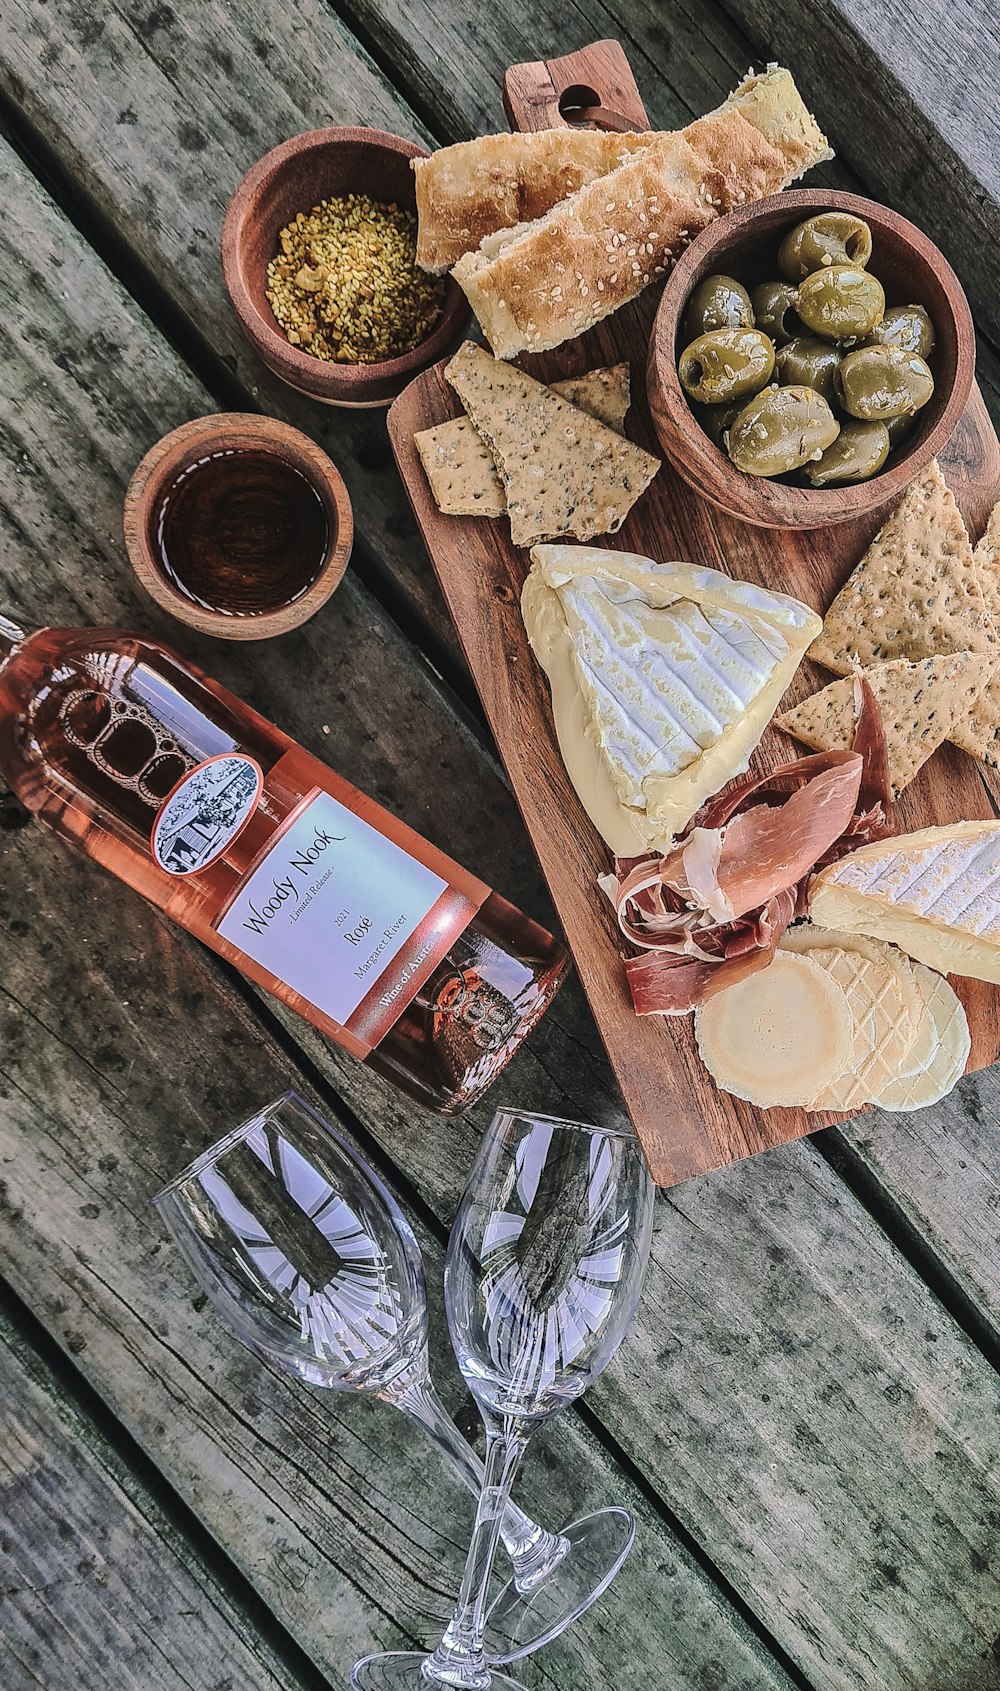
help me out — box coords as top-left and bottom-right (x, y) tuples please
(0, 615), (569, 1114)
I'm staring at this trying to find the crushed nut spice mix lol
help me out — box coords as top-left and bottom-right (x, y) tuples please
(266, 193), (445, 363)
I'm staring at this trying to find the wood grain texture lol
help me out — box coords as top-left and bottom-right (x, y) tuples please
(0, 0), (462, 666)
(389, 334), (1000, 1186)
(716, 0), (1000, 350)
(5, 116), (1000, 1691)
(6, 11), (1000, 1686)
(502, 39), (648, 132)
(0, 136), (797, 1691)
(0, 1309), (300, 1691)
(253, 969), (1000, 1689)
(329, 0), (1000, 376)
(837, 1068), (1000, 1332)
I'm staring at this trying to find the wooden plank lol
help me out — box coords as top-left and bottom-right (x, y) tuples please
(7, 0), (999, 666)
(311, 0), (1000, 1351)
(835, 1076), (1000, 1336)
(253, 980), (1000, 1688)
(715, 0), (1000, 349)
(5, 22), (1000, 1688)
(326, 0), (1000, 419)
(331, 0), (756, 142)
(0, 0), (463, 670)
(0, 138), (796, 1691)
(0, 1305), (304, 1691)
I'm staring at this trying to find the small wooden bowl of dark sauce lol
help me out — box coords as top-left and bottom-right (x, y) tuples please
(123, 414), (353, 639)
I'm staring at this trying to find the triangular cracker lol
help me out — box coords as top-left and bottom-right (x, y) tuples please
(777, 653), (992, 796)
(949, 499), (1000, 763)
(444, 342), (659, 546)
(809, 461), (991, 673)
(414, 364), (631, 518)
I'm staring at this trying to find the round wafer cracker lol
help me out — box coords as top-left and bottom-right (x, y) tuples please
(694, 953), (854, 1108)
(872, 964), (970, 1111)
(781, 925), (923, 1032)
(789, 946), (916, 1110)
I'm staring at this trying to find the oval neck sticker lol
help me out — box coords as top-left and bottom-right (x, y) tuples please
(151, 753), (263, 876)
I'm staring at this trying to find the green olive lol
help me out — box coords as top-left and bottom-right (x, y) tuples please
(804, 421), (891, 487)
(866, 303), (936, 359)
(683, 274), (755, 341)
(777, 212), (874, 281)
(835, 343), (935, 420)
(677, 327), (775, 405)
(727, 384), (841, 478)
(885, 409), (918, 450)
(750, 279), (802, 345)
(696, 401), (742, 450)
(773, 335), (842, 405)
(796, 264), (886, 340)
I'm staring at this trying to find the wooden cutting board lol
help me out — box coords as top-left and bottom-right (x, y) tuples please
(388, 41), (1000, 1185)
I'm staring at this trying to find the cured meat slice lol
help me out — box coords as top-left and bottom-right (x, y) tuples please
(604, 678), (893, 1014)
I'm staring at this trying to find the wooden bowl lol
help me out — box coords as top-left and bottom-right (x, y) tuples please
(221, 127), (470, 409)
(123, 413), (353, 641)
(647, 190), (975, 529)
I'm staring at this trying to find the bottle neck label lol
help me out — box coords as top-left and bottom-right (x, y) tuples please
(212, 784), (485, 1056)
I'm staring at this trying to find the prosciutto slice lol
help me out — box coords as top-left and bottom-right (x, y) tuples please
(605, 680), (892, 1015)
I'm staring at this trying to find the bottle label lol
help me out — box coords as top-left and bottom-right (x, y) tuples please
(151, 753), (263, 876)
(213, 787), (459, 1049)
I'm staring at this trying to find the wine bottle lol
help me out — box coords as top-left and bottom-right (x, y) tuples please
(0, 615), (569, 1114)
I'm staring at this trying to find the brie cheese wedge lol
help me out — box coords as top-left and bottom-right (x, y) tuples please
(810, 820), (1000, 983)
(521, 545), (821, 854)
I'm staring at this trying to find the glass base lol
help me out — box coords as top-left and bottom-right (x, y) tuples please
(351, 1653), (526, 1690)
(485, 1505), (635, 1665)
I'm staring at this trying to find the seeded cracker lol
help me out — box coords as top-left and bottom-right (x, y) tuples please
(414, 364), (631, 518)
(949, 501), (1000, 763)
(444, 343), (659, 546)
(809, 461), (991, 673)
(776, 653), (992, 796)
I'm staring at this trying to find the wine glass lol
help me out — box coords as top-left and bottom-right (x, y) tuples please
(351, 1107), (655, 1691)
(151, 1091), (636, 1663)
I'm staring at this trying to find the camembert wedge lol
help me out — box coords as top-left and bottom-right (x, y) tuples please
(522, 545), (821, 854)
(810, 820), (1000, 983)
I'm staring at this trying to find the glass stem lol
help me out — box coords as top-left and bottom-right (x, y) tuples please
(420, 1424), (529, 1687)
(393, 1374), (568, 1584)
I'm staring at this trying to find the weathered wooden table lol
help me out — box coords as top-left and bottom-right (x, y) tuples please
(2, 5), (1000, 1688)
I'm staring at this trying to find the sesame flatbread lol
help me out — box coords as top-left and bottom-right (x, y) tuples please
(444, 341), (659, 546)
(414, 363), (631, 518)
(776, 653), (992, 796)
(809, 461), (991, 674)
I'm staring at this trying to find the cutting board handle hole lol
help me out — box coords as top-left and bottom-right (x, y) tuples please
(558, 84), (601, 120)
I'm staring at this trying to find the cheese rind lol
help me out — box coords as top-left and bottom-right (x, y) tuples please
(810, 820), (1000, 983)
(523, 545), (821, 854)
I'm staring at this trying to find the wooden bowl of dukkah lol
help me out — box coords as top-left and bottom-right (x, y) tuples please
(221, 127), (471, 409)
(647, 190), (975, 529)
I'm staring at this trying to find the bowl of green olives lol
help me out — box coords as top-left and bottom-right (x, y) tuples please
(648, 190), (975, 528)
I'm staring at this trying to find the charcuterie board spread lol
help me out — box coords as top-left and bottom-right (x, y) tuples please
(388, 41), (1000, 1185)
